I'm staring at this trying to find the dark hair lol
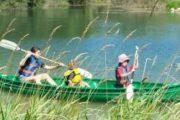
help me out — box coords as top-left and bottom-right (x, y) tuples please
(118, 63), (122, 66)
(118, 60), (130, 66)
(126, 60), (130, 63)
(30, 47), (40, 53)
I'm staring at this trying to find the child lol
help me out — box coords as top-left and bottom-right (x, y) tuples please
(64, 60), (90, 87)
(115, 53), (138, 100)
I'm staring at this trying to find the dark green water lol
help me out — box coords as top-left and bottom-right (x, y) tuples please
(0, 7), (179, 82)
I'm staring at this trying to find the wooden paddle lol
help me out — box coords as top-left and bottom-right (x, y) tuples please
(0, 39), (93, 79)
(130, 46), (139, 83)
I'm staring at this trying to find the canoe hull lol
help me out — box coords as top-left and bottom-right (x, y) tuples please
(0, 74), (179, 102)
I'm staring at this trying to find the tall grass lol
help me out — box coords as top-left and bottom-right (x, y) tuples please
(0, 87), (179, 120)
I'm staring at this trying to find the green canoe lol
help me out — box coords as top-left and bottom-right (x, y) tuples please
(0, 73), (179, 102)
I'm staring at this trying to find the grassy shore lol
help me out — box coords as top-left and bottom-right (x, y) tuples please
(166, 1), (180, 9)
(0, 0), (69, 9)
(0, 0), (177, 10)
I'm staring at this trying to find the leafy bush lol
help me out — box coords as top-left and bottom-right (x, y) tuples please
(0, 0), (27, 9)
(166, 1), (180, 9)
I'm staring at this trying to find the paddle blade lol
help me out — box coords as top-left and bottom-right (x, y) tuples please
(126, 84), (134, 101)
(0, 39), (20, 51)
(78, 68), (93, 79)
(135, 45), (139, 51)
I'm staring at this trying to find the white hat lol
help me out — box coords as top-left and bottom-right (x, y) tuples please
(118, 54), (129, 63)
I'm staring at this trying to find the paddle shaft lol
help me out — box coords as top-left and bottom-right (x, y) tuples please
(20, 49), (66, 66)
(130, 46), (139, 83)
(133, 47), (139, 68)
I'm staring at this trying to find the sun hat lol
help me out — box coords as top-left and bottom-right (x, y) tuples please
(118, 54), (129, 63)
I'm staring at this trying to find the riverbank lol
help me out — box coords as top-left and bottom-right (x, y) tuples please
(0, 0), (180, 11)
(166, 0), (180, 9)
(166, 1), (180, 13)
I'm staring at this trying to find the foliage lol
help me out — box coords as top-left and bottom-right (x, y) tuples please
(166, 1), (180, 9)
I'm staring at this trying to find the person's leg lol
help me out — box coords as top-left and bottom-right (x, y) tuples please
(79, 81), (90, 87)
(22, 76), (35, 83)
(68, 81), (75, 86)
(34, 73), (57, 86)
(82, 81), (90, 87)
(78, 80), (83, 86)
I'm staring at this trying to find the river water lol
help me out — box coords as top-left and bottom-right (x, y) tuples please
(0, 7), (179, 83)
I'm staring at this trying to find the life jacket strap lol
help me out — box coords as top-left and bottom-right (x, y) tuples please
(20, 68), (34, 75)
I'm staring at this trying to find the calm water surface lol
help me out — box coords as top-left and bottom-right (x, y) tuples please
(0, 7), (179, 83)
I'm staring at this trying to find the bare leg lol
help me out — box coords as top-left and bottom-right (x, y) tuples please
(22, 76), (35, 83)
(22, 73), (57, 86)
(79, 81), (90, 88)
(34, 73), (57, 86)
(68, 81), (75, 86)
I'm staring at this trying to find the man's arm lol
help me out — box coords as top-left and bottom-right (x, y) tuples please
(43, 63), (63, 70)
(37, 57), (64, 70)
(43, 65), (59, 70)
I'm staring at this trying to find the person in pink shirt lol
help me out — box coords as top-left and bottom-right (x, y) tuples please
(115, 54), (138, 88)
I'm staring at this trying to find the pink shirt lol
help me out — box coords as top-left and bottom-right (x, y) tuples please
(115, 65), (133, 85)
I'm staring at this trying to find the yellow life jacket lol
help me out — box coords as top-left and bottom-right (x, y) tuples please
(64, 68), (82, 83)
